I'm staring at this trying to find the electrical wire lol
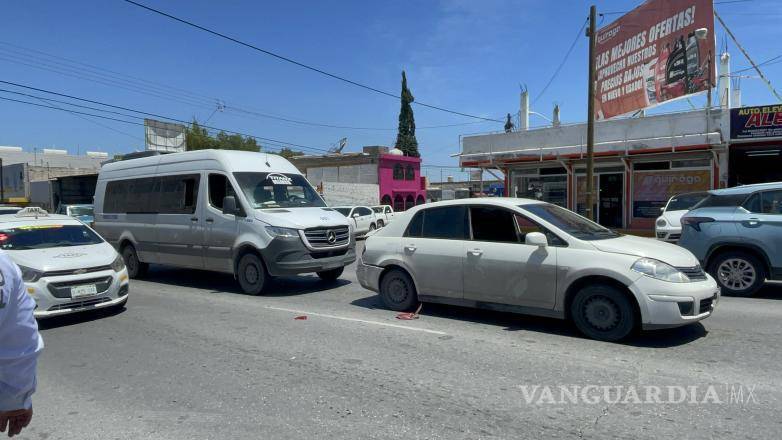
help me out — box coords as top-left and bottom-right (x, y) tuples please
(121, 0), (502, 123)
(533, 17), (588, 106)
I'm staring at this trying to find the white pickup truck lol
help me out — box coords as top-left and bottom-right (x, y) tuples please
(371, 205), (395, 228)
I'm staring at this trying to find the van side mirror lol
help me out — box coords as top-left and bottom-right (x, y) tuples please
(525, 232), (548, 247)
(222, 196), (239, 216)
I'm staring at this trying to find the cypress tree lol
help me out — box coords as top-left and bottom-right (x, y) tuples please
(394, 71), (419, 157)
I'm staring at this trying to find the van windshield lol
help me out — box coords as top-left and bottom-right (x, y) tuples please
(233, 172), (326, 209)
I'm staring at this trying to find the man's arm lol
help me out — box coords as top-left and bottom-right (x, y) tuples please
(0, 261), (43, 412)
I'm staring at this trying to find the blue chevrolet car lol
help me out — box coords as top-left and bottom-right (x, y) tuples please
(679, 182), (782, 296)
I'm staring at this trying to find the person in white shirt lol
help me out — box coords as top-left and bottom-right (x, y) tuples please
(0, 251), (43, 437)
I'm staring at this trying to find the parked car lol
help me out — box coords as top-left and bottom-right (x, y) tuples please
(357, 198), (719, 342)
(0, 205), (22, 215)
(679, 182), (782, 296)
(0, 207), (129, 318)
(655, 192), (708, 242)
(333, 206), (378, 236)
(94, 149), (355, 295)
(57, 203), (95, 224)
(371, 205), (395, 227)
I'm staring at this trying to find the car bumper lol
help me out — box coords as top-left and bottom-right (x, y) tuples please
(356, 259), (384, 292)
(655, 226), (682, 242)
(29, 269), (130, 318)
(629, 274), (720, 330)
(260, 237), (357, 276)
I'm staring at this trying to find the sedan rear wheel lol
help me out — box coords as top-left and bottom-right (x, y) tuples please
(571, 285), (636, 342)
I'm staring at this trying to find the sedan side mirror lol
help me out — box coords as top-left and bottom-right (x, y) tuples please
(525, 232), (548, 247)
(352, 213), (360, 218)
(222, 196), (239, 216)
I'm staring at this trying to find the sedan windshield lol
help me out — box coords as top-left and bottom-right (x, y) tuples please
(666, 193), (707, 211)
(0, 224), (103, 250)
(233, 172), (326, 209)
(520, 203), (620, 241)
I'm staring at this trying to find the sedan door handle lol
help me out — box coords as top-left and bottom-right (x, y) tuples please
(205, 218), (215, 223)
(746, 218), (761, 227)
(467, 248), (483, 256)
(404, 245), (417, 252)
(190, 217), (199, 222)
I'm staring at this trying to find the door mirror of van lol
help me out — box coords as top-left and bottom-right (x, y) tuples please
(525, 232), (548, 247)
(222, 196), (239, 216)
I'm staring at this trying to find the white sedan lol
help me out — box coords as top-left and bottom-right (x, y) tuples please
(0, 208), (129, 318)
(333, 206), (378, 236)
(357, 198), (719, 342)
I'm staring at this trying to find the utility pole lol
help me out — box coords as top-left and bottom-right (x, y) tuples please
(585, 5), (597, 221)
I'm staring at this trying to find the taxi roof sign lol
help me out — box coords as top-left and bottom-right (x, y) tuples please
(15, 207), (49, 218)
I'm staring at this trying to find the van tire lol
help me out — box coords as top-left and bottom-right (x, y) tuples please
(317, 267), (344, 281)
(237, 253), (267, 295)
(571, 284), (636, 342)
(708, 250), (766, 297)
(122, 244), (148, 279)
(379, 269), (418, 312)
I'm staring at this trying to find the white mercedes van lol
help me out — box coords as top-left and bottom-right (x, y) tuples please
(94, 150), (355, 294)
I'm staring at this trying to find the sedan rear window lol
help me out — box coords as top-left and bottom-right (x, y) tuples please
(0, 224), (103, 250)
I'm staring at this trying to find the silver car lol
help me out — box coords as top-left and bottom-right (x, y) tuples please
(679, 182), (782, 296)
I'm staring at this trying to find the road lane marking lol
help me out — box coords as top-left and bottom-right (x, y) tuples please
(263, 305), (447, 335)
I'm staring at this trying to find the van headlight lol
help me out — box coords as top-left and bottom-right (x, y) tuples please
(265, 226), (299, 238)
(111, 254), (126, 272)
(631, 258), (690, 283)
(19, 265), (43, 283)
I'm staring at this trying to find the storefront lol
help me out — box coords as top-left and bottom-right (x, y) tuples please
(728, 105), (782, 186)
(460, 108), (724, 230)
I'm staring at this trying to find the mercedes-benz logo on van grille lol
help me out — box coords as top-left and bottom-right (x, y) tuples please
(326, 230), (337, 244)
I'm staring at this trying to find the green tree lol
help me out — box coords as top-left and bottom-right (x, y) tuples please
(277, 147), (305, 159)
(185, 119), (259, 152)
(394, 71), (419, 157)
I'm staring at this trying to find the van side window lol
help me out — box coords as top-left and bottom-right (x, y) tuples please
(159, 174), (200, 214)
(104, 177), (158, 214)
(208, 174), (237, 210)
(470, 206), (518, 243)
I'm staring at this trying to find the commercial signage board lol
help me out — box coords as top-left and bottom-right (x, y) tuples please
(730, 105), (782, 140)
(595, 0), (715, 120)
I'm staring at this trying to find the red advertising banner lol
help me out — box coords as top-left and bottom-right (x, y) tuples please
(594, 0), (715, 120)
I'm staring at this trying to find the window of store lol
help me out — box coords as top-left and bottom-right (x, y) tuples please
(631, 159), (711, 223)
(509, 168), (567, 207)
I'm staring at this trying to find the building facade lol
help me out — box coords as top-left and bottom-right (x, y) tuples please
(290, 146), (426, 210)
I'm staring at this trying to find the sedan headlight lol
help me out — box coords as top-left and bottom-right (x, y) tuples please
(111, 254), (126, 272)
(18, 265), (43, 283)
(656, 218), (667, 227)
(265, 226), (299, 238)
(631, 258), (690, 283)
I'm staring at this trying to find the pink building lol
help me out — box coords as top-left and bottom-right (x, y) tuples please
(290, 146), (426, 211)
(377, 150), (426, 211)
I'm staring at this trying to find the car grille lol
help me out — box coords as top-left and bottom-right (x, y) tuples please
(310, 248), (349, 259)
(656, 232), (666, 238)
(676, 266), (707, 281)
(47, 276), (114, 299)
(668, 233), (681, 241)
(699, 295), (716, 314)
(302, 226), (350, 248)
(48, 297), (111, 311)
(43, 265), (112, 277)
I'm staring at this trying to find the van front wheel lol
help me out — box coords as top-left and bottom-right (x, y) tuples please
(122, 244), (148, 279)
(237, 254), (267, 295)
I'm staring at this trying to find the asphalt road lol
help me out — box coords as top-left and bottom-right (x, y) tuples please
(22, 242), (782, 439)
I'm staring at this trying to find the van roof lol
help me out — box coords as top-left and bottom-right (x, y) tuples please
(99, 149), (301, 176)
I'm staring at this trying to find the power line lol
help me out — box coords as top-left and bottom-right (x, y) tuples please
(733, 54), (782, 74)
(533, 17), (588, 106)
(121, 0), (502, 123)
(0, 41), (494, 132)
(602, 0), (756, 16)
(0, 80), (332, 153)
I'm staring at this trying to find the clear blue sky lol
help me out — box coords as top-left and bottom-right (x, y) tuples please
(1, 0), (780, 181)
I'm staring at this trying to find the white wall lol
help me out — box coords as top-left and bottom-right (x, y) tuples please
(321, 181), (379, 206)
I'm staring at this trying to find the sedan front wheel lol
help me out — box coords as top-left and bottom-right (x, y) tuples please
(571, 285), (637, 342)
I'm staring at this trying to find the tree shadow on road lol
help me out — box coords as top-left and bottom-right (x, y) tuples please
(38, 305), (126, 331)
(141, 265), (351, 297)
(350, 294), (708, 347)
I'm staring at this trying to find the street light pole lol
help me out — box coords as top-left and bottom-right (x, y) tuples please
(585, 5), (597, 221)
